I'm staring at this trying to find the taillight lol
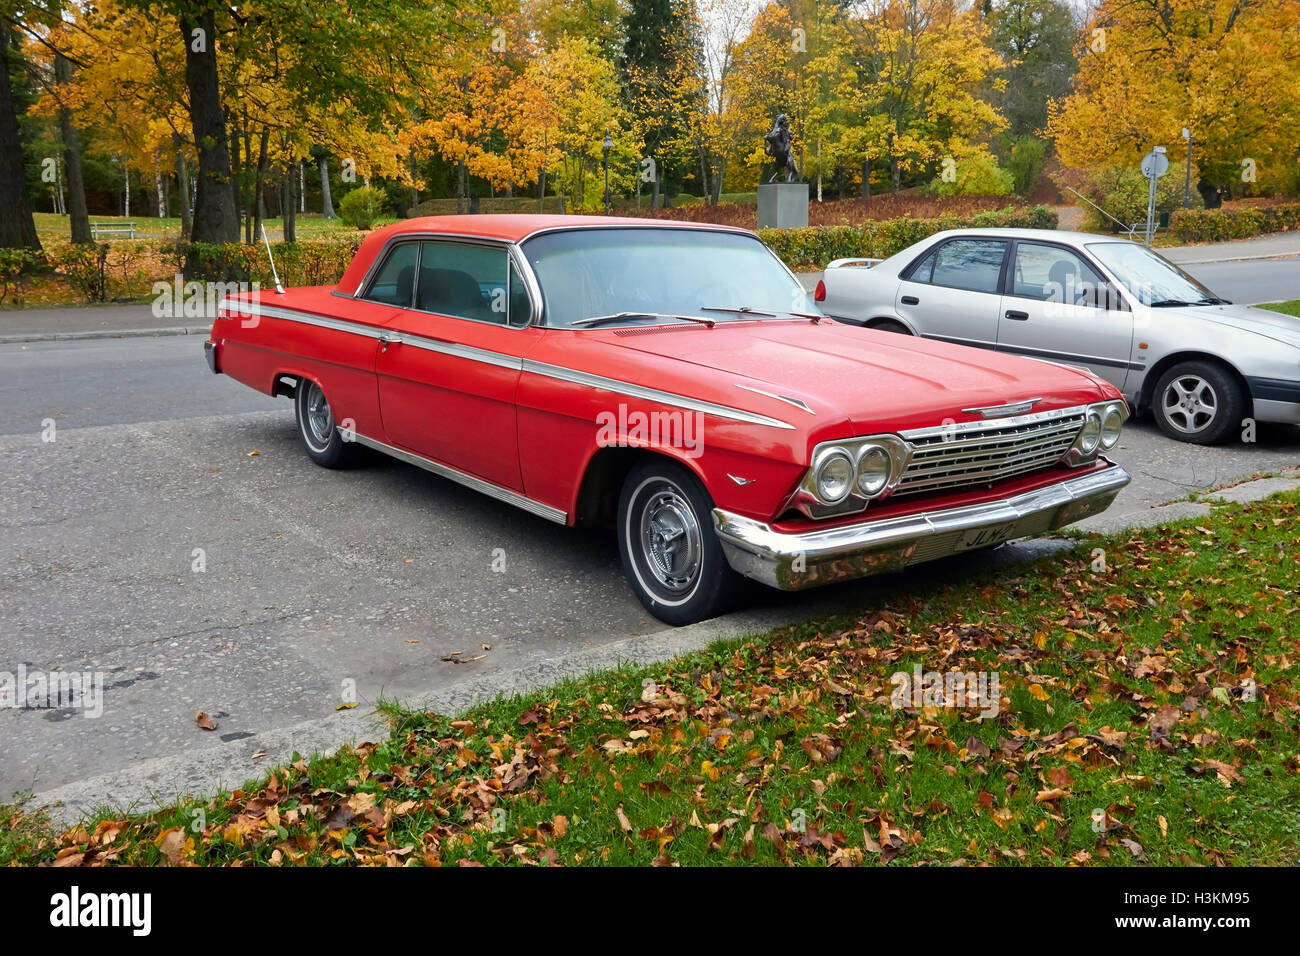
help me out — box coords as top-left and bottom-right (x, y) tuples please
(814, 280), (826, 302)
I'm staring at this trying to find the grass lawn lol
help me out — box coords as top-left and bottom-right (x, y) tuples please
(1259, 300), (1300, 318)
(3, 491), (1298, 867)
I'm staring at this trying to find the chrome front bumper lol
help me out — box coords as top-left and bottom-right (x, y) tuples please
(712, 463), (1131, 590)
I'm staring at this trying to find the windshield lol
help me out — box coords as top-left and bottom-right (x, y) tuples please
(521, 227), (818, 328)
(1086, 241), (1221, 306)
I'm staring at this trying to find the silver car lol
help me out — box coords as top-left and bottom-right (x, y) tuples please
(815, 228), (1300, 444)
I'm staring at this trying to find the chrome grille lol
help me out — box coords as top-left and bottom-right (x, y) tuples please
(893, 408), (1086, 498)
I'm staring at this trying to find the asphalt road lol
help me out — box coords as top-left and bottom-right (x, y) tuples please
(3, 306), (1299, 802)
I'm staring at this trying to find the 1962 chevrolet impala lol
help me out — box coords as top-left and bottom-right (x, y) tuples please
(206, 215), (1132, 624)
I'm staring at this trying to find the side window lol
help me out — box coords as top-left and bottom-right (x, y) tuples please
(417, 241), (508, 324)
(362, 242), (417, 306)
(930, 239), (1007, 294)
(508, 260), (532, 327)
(1012, 242), (1110, 307)
(904, 249), (936, 284)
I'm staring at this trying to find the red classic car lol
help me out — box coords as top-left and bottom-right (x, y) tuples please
(206, 215), (1131, 624)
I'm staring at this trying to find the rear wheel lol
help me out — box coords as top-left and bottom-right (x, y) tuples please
(868, 319), (910, 335)
(1151, 361), (1244, 445)
(617, 459), (741, 625)
(294, 378), (355, 467)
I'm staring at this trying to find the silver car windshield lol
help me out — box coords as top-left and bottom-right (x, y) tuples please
(521, 228), (818, 328)
(1086, 241), (1220, 306)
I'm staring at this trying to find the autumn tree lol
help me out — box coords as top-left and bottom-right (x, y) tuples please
(1048, 0), (1300, 196)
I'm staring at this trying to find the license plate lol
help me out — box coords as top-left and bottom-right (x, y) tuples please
(956, 522), (1019, 551)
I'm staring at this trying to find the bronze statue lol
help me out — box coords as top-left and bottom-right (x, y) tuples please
(763, 114), (801, 184)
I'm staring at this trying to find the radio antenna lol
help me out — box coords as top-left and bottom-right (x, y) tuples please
(261, 223), (285, 294)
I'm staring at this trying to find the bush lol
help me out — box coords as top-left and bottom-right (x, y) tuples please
(1169, 201), (1300, 243)
(0, 248), (45, 306)
(338, 186), (388, 230)
(1006, 137), (1048, 197)
(926, 154), (1014, 197)
(48, 243), (110, 302)
(759, 205), (1059, 270)
(1075, 165), (1190, 232)
(184, 239), (361, 287)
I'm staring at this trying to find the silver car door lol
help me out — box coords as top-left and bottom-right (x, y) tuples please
(996, 239), (1136, 391)
(894, 237), (1007, 349)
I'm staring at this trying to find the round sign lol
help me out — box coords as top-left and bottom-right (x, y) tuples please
(1141, 150), (1169, 179)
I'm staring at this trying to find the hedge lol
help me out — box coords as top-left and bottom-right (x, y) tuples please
(758, 204), (1059, 270)
(1168, 202), (1300, 243)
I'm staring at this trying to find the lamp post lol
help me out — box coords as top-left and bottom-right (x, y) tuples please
(602, 129), (613, 215)
(1181, 127), (1192, 209)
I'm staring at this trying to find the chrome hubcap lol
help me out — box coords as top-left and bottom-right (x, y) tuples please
(1162, 375), (1217, 434)
(305, 382), (334, 445)
(639, 485), (702, 594)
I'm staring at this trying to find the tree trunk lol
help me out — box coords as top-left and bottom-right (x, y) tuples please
(53, 53), (91, 243)
(408, 148), (419, 216)
(173, 133), (192, 237)
(319, 155), (335, 217)
(712, 156), (725, 204)
(0, 38), (40, 250)
(283, 166), (297, 242)
(181, 8), (238, 243)
(252, 127), (269, 243)
(861, 159), (870, 200)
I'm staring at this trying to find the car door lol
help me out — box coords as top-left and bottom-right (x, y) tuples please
(375, 238), (540, 491)
(894, 237), (1008, 349)
(995, 239), (1136, 392)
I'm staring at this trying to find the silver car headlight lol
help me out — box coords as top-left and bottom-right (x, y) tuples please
(856, 445), (892, 496)
(1067, 400), (1128, 464)
(813, 448), (854, 504)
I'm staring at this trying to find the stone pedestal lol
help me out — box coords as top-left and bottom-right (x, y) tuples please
(757, 182), (809, 229)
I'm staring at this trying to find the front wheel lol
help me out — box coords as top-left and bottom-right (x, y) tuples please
(617, 460), (741, 625)
(1151, 361), (1244, 445)
(294, 378), (356, 467)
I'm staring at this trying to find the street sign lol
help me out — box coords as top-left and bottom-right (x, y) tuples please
(1141, 146), (1168, 247)
(1141, 148), (1169, 179)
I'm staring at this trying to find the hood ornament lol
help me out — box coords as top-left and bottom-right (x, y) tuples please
(962, 397), (1043, 419)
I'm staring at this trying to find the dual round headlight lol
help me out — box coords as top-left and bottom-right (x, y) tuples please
(810, 441), (897, 506)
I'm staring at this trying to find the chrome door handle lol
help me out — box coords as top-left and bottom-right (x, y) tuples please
(378, 332), (403, 344)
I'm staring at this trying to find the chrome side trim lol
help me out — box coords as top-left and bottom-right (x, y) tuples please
(734, 384), (815, 414)
(348, 431), (567, 525)
(521, 359), (796, 430)
(399, 333), (522, 371)
(220, 301), (385, 340)
(713, 462), (1131, 590)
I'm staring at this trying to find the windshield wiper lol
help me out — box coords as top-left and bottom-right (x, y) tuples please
(700, 306), (776, 317)
(701, 306), (825, 323)
(569, 311), (715, 329)
(1149, 299), (1193, 307)
(1198, 296), (1231, 305)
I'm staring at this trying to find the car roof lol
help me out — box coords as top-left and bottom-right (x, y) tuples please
(372, 214), (753, 243)
(925, 227), (1137, 246)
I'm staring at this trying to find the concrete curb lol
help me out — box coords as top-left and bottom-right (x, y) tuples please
(25, 473), (1300, 829)
(0, 326), (209, 345)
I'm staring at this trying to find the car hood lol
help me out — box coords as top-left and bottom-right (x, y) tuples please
(592, 320), (1112, 433)
(1165, 303), (1300, 349)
